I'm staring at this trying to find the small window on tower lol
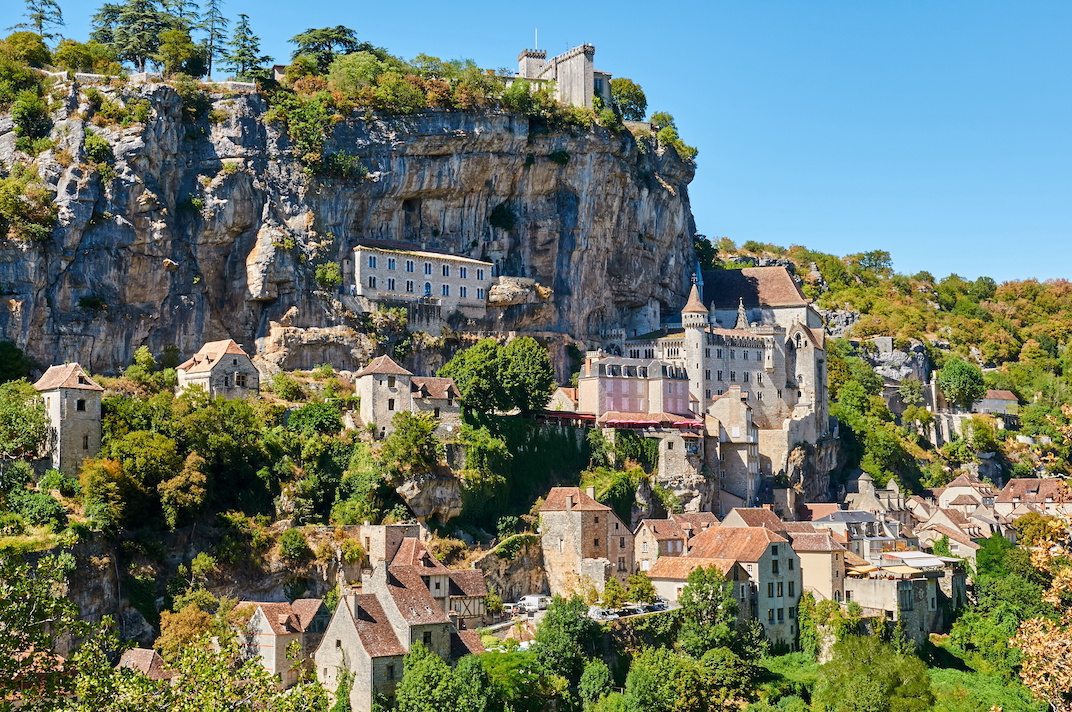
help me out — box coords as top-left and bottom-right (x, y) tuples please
(82, 434), (89, 450)
(76, 399), (86, 411)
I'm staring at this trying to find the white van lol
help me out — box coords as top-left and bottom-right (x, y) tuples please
(519, 594), (548, 612)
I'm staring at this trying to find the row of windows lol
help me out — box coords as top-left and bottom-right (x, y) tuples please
(766, 581), (796, 598)
(366, 276), (484, 299)
(705, 370), (763, 385)
(766, 607), (796, 621)
(593, 537), (628, 548)
(367, 255), (485, 280)
(705, 348), (763, 360)
(770, 556), (795, 574)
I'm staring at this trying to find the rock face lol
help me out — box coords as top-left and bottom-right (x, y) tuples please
(821, 309), (861, 338)
(471, 535), (547, 602)
(862, 337), (930, 383)
(0, 80), (697, 373)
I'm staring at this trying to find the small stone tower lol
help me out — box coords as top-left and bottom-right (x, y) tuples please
(682, 281), (708, 415)
(33, 363), (104, 476)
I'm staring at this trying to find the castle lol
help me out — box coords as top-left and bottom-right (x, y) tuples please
(516, 44), (613, 110)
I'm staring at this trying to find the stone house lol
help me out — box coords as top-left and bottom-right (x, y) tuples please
(547, 387), (578, 412)
(634, 518), (686, 572)
(356, 522), (422, 570)
(720, 507), (787, 533)
(116, 648), (173, 681)
(647, 556), (752, 618)
(686, 525), (801, 647)
(539, 487), (634, 595)
(314, 537), (486, 712)
(350, 244), (494, 320)
(973, 389), (1019, 416)
(515, 44), (613, 110)
(669, 512), (719, 539)
(176, 339), (259, 399)
(33, 363), (103, 476)
(995, 478), (1072, 519)
(808, 510), (907, 566)
(787, 531), (846, 604)
(354, 355), (461, 439)
(843, 572), (940, 647)
(241, 599), (330, 688)
(842, 473), (914, 527)
(706, 387), (760, 512)
(576, 354), (692, 417)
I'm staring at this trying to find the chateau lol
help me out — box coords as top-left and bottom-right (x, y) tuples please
(516, 44), (613, 110)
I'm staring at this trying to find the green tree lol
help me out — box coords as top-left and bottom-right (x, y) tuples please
(601, 576), (627, 609)
(198, 0), (228, 77)
(438, 339), (508, 414)
(0, 341), (31, 383)
(693, 234), (719, 271)
(626, 572), (657, 604)
(534, 594), (600, 683)
(455, 654), (496, 712)
(379, 411), (441, 481)
(279, 527), (310, 563)
(578, 658), (613, 709)
(287, 401), (343, 436)
(677, 565), (738, 657)
(152, 26), (200, 75)
(222, 14), (271, 81)
(158, 451), (208, 528)
(500, 337), (555, 416)
(79, 458), (127, 532)
(289, 26), (362, 73)
(9, 0), (65, 41)
(91, 0), (169, 72)
(938, 358), (985, 409)
(395, 641), (460, 712)
(0, 378), (48, 462)
(4, 30), (51, 67)
(812, 635), (933, 712)
(897, 377), (924, 405)
(52, 39), (122, 73)
(610, 77), (646, 121)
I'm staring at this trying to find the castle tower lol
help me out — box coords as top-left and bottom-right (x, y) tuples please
(33, 363), (104, 476)
(682, 281), (708, 415)
(517, 49), (547, 79)
(734, 298), (749, 330)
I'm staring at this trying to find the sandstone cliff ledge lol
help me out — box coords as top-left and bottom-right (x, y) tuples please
(0, 80), (698, 372)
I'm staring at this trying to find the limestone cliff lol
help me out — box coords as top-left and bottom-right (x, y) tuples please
(0, 79), (697, 373)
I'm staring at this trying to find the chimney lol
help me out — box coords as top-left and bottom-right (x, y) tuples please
(586, 486), (596, 499)
(565, 494), (574, 510)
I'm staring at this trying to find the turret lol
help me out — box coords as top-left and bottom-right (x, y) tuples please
(682, 282), (707, 413)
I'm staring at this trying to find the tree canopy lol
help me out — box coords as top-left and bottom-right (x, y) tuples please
(938, 358), (985, 409)
(610, 77), (647, 121)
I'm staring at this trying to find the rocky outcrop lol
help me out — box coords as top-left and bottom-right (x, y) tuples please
(1, 79), (697, 373)
(395, 471), (463, 522)
(862, 337), (930, 383)
(471, 535), (547, 602)
(821, 309), (861, 338)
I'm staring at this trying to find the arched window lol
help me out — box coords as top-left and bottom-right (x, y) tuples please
(424, 282), (432, 297)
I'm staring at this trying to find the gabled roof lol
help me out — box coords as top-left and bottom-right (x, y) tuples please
(783, 522), (818, 533)
(249, 602), (304, 635)
(997, 478), (1069, 504)
(540, 487), (611, 512)
(669, 512), (719, 533)
(448, 569), (488, 598)
(701, 267), (809, 308)
(945, 474), (995, 495)
(721, 507), (786, 531)
(176, 339), (251, 374)
(681, 283), (708, 314)
(923, 524), (982, 551)
(383, 567), (452, 625)
(356, 355), (413, 378)
(346, 594), (406, 658)
(636, 519), (686, 541)
(797, 503), (843, 521)
(814, 510), (879, 524)
(648, 556), (740, 581)
(390, 538), (449, 572)
(947, 494), (980, 506)
(290, 599), (328, 631)
(451, 630), (486, 657)
(983, 390), (1018, 401)
(788, 531), (846, 553)
(411, 376), (460, 400)
(687, 526), (787, 563)
(33, 363), (104, 392)
(117, 648), (172, 680)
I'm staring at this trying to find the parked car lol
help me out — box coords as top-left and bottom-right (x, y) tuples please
(519, 594), (549, 612)
(587, 606), (619, 621)
(503, 602), (520, 616)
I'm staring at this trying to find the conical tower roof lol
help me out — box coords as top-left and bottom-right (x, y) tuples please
(682, 284), (708, 314)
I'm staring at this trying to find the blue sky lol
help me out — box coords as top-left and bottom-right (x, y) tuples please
(40, 0), (1072, 282)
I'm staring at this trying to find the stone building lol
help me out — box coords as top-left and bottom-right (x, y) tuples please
(686, 524), (801, 647)
(705, 386), (760, 512)
(787, 530), (846, 604)
(314, 537), (485, 712)
(626, 268), (832, 504)
(351, 244), (494, 320)
(354, 355), (461, 439)
(539, 486), (634, 595)
(577, 354), (691, 416)
(176, 339), (259, 399)
(516, 44), (613, 110)
(995, 478), (1072, 519)
(33, 363), (104, 476)
(973, 389), (1019, 416)
(241, 599), (330, 688)
(647, 556), (752, 617)
(634, 518), (686, 572)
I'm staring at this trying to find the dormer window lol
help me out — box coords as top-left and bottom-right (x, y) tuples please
(232, 358), (238, 365)
(78, 376), (89, 385)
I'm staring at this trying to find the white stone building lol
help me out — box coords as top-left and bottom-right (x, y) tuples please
(354, 355), (461, 439)
(351, 244), (494, 319)
(176, 339), (259, 399)
(33, 363), (103, 475)
(516, 44), (613, 110)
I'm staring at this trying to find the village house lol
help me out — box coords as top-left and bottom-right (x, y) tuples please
(546, 386), (579, 412)
(354, 355), (461, 439)
(176, 339), (259, 399)
(787, 530), (846, 604)
(539, 487), (634, 595)
(685, 524), (801, 647)
(241, 599), (330, 688)
(116, 648), (172, 681)
(808, 510), (908, 566)
(995, 478), (1072, 519)
(633, 518), (686, 572)
(842, 473), (914, 527)
(973, 389), (1019, 416)
(647, 556), (752, 618)
(669, 512), (719, 539)
(33, 363), (103, 476)
(314, 537), (485, 712)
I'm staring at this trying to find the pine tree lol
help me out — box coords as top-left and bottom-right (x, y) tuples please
(91, 0), (168, 72)
(161, 0), (200, 29)
(9, 0), (65, 41)
(222, 13), (271, 81)
(198, 0), (228, 78)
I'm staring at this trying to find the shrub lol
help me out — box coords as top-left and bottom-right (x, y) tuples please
(271, 372), (305, 401)
(489, 202), (515, 231)
(318, 150), (367, 178)
(314, 262), (342, 288)
(340, 538), (364, 564)
(0, 511), (26, 536)
(11, 89), (51, 147)
(0, 169), (57, 241)
(207, 108), (228, 124)
(548, 150), (570, 165)
(279, 528), (311, 563)
(78, 296), (106, 310)
(83, 129), (114, 164)
(10, 489), (68, 530)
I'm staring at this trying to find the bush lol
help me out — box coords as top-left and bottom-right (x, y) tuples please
(0, 511), (26, 536)
(0, 168), (57, 241)
(489, 202), (515, 231)
(37, 469), (79, 496)
(314, 262), (342, 288)
(340, 538), (364, 564)
(548, 150), (570, 166)
(318, 150), (367, 178)
(11, 89), (51, 147)
(271, 372), (305, 401)
(279, 528), (310, 563)
(10, 489), (68, 530)
(83, 129), (114, 164)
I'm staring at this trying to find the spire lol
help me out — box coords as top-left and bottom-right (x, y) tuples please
(682, 283), (708, 315)
(734, 297), (749, 329)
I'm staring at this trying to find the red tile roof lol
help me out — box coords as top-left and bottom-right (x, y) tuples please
(947, 494), (980, 506)
(347, 594), (406, 658)
(597, 411), (702, 426)
(722, 508), (786, 531)
(983, 390), (1018, 401)
(648, 556), (740, 581)
(788, 532), (846, 553)
(924, 524), (981, 551)
(383, 567), (452, 625)
(540, 487), (610, 512)
(176, 339), (251, 374)
(797, 503), (842, 521)
(117, 648), (172, 680)
(33, 363), (104, 392)
(701, 267), (809, 308)
(637, 519), (686, 541)
(243, 599), (326, 635)
(687, 526), (786, 562)
(783, 522), (818, 533)
(451, 630), (486, 657)
(997, 478), (1070, 504)
(390, 538), (449, 571)
(356, 355), (413, 378)
(669, 512), (719, 534)
(448, 569), (488, 598)
(411, 376), (460, 400)
(290, 599), (327, 631)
